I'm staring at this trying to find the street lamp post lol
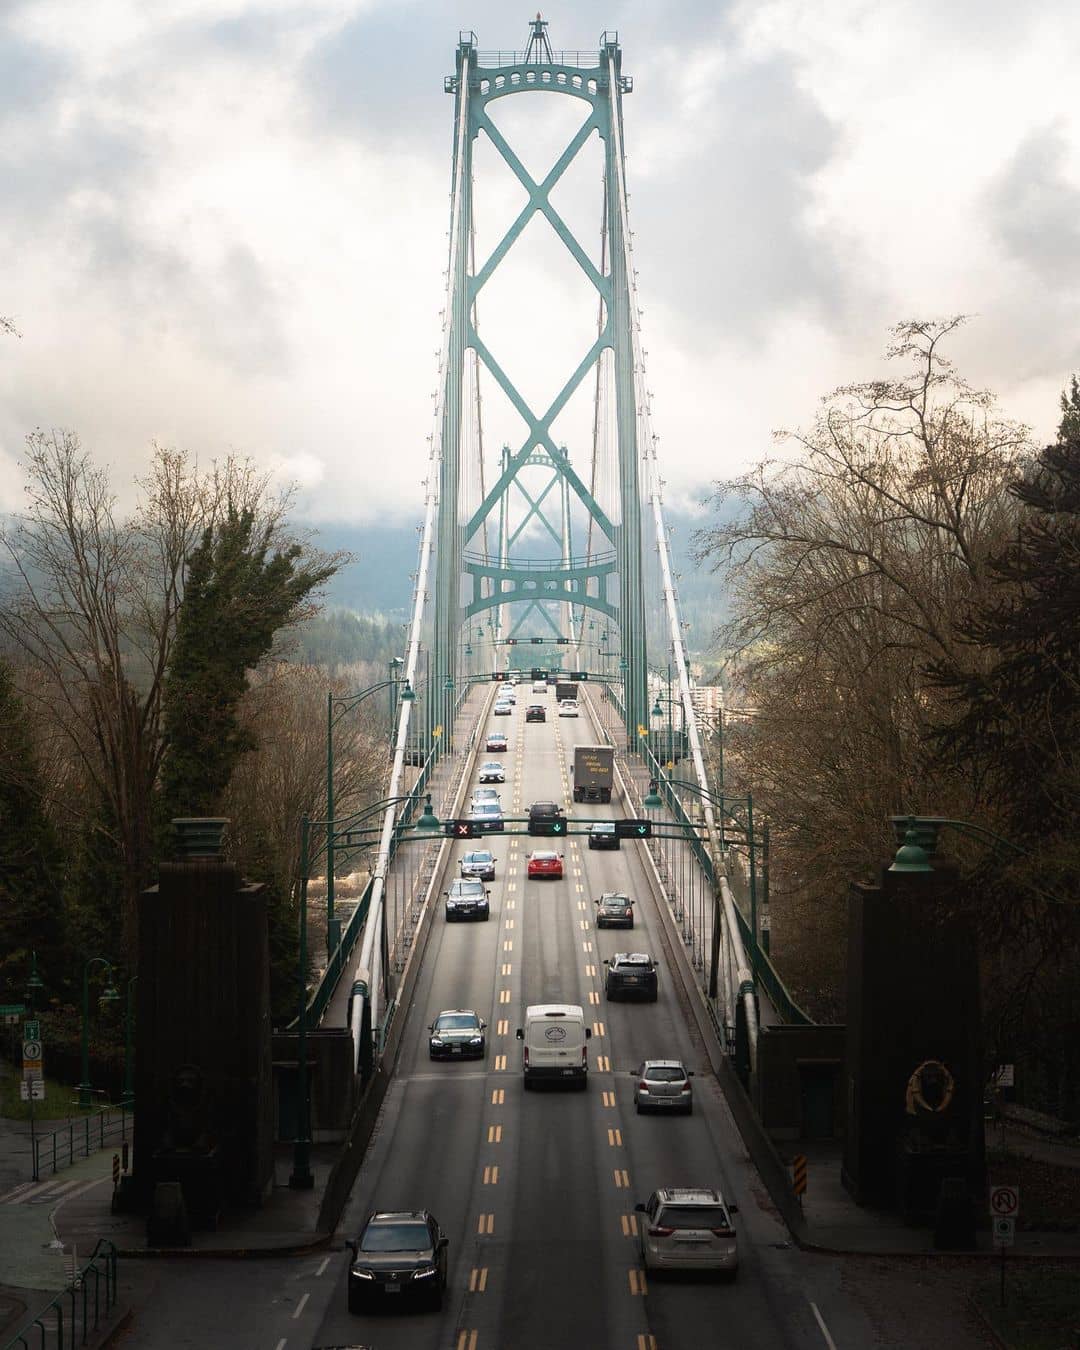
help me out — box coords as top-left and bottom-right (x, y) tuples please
(644, 774), (760, 995)
(326, 674), (413, 956)
(290, 791), (441, 1186)
(79, 957), (119, 1109)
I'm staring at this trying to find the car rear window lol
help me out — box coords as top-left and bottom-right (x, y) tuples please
(658, 1205), (729, 1229)
(361, 1221), (431, 1251)
(644, 1067), (686, 1082)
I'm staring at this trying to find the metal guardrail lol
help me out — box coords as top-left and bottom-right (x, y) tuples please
(302, 690), (486, 1030)
(32, 1106), (133, 1180)
(634, 735), (811, 1026)
(4, 1239), (119, 1350)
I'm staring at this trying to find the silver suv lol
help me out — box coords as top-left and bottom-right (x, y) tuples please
(635, 1187), (738, 1277)
(633, 1060), (694, 1114)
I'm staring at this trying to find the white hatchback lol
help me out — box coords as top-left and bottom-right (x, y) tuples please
(635, 1188), (738, 1278)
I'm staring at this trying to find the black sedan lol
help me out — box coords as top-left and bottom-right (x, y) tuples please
(444, 878), (490, 921)
(587, 822), (620, 850)
(428, 1008), (486, 1059)
(347, 1209), (448, 1311)
(595, 892), (634, 928)
(604, 952), (659, 1001)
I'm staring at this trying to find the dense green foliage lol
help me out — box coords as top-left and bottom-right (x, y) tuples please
(292, 609), (404, 670)
(160, 505), (337, 820)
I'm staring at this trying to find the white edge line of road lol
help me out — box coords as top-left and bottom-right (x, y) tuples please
(292, 1291), (309, 1319)
(810, 1300), (839, 1349)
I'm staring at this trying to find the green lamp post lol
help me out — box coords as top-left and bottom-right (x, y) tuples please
(79, 958), (119, 1109)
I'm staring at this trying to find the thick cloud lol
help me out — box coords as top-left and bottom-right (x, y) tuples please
(984, 124), (1080, 285)
(1, 0), (1079, 524)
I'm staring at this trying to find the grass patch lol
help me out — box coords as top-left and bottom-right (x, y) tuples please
(0, 1064), (105, 1122)
(972, 1265), (1080, 1350)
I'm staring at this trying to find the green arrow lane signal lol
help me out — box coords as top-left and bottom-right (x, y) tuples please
(553, 822), (563, 833)
(636, 824), (647, 834)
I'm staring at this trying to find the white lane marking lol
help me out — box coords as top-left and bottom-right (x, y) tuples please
(274, 1340), (286, 1350)
(316, 1256), (330, 1276)
(809, 1301), (838, 1349)
(292, 1292), (309, 1319)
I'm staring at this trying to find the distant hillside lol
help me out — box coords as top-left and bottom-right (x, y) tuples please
(308, 499), (737, 657)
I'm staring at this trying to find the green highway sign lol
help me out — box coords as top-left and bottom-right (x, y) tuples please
(24, 1020), (40, 1042)
(0, 1004), (26, 1017)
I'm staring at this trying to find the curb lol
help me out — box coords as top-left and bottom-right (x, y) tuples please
(114, 1230), (335, 1259)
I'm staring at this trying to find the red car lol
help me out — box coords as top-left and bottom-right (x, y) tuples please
(527, 850), (564, 880)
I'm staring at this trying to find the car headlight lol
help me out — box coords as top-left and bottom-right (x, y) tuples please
(412, 1266), (438, 1280)
(430, 1037), (445, 1047)
(351, 1268), (375, 1280)
(469, 1036), (483, 1045)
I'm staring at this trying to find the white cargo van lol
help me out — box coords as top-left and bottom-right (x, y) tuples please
(516, 1004), (592, 1089)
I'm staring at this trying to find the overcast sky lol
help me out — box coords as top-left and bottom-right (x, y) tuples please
(2, 0), (1079, 525)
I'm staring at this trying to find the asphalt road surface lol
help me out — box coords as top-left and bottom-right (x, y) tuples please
(118, 692), (964, 1350)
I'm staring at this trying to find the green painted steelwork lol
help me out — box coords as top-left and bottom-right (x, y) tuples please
(436, 28), (647, 738)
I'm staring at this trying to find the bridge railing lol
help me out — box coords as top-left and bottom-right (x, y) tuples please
(590, 678), (810, 1026)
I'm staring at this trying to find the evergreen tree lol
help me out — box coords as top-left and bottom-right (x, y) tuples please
(930, 379), (1080, 881)
(0, 660), (66, 1002)
(160, 505), (339, 821)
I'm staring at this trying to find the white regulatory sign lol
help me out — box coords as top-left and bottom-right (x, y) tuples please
(990, 1185), (1019, 1217)
(22, 1040), (43, 1063)
(992, 1216), (1015, 1246)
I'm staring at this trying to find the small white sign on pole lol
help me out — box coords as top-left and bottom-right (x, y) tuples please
(990, 1185), (1020, 1218)
(992, 1216), (1015, 1247)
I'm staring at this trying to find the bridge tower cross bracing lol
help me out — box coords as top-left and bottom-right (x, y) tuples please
(432, 22), (650, 739)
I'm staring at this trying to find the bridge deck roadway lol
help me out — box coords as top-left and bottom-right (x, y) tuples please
(307, 684), (869, 1350)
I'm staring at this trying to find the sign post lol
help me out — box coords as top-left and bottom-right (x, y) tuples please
(990, 1186), (1019, 1307)
(23, 1026), (44, 1183)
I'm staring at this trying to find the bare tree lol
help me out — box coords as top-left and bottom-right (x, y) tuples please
(0, 431), (316, 955)
(694, 320), (1030, 1015)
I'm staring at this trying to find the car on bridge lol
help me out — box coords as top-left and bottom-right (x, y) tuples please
(595, 892), (634, 928)
(347, 1209), (449, 1311)
(633, 1060), (694, 1114)
(493, 699), (513, 715)
(635, 1188), (738, 1277)
(428, 1008), (486, 1060)
(587, 821), (620, 850)
(444, 878), (490, 920)
(467, 801), (504, 833)
(478, 760), (506, 782)
(558, 699), (578, 717)
(525, 704), (546, 723)
(604, 952), (659, 1000)
(526, 850), (564, 879)
(532, 680), (547, 693)
(485, 732), (509, 751)
(470, 786), (501, 805)
(458, 849), (496, 881)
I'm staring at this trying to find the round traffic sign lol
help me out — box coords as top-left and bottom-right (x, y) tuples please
(990, 1185), (1019, 1217)
(22, 1040), (42, 1061)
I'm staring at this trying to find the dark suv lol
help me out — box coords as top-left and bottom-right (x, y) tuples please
(347, 1209), (449, 1310)
(525, 704), (547, 723)
(604, 952), (659, 1001)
